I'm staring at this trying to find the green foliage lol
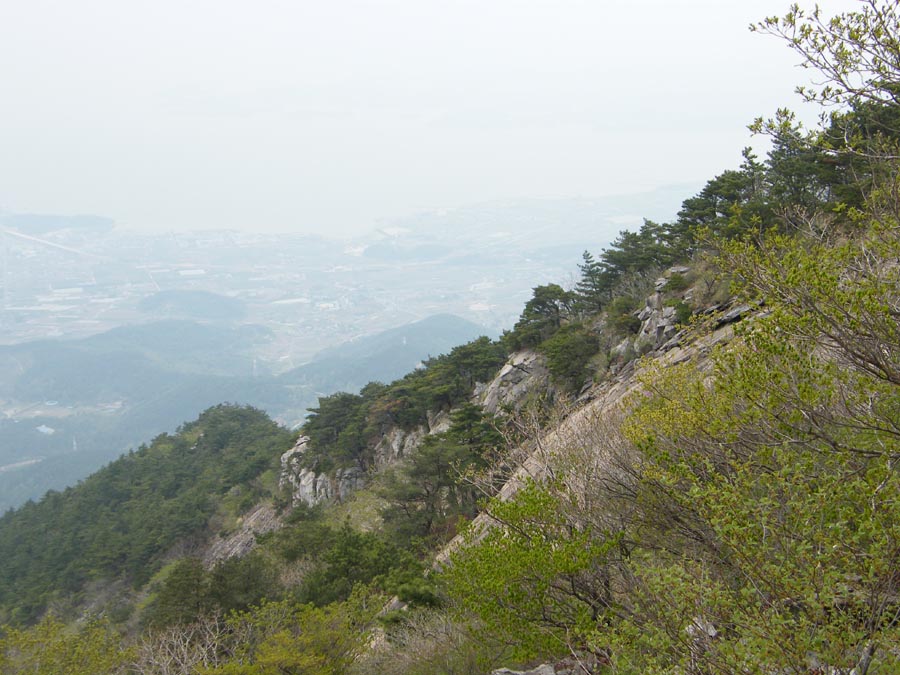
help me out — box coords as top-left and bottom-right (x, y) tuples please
(142, 549), (282, 628)
(380, 404), (502, 547)
(303, 392), (370, 472)
(442, 212), (900, 670)
(504, 284), (577, 350)
(262, 505), (432, 609)
(0, 614), (130, 674)
(239, 594), (375, 675)
(601, 219), (676, 276)
(605, 295), (638, 317)
(574, 250), (614, 314)
(662, 272), (688, 292)
(238, 598), (373, 675)
(538, 323), (600, 390)
(0, 405), (293, 625)
(264, 507), (332, 563)
(134, 593), (379, 675)
(444, 481), (617, 662)
(672, 149), (772, 246)
(610, 227), (900, 671)
(663, 298), (692, 325)
(143, 558), (211, 628)
(210, 553), (281, 615)
(606, 296), (642, 335)
(437, 7), (900, 669)
(296, 522), (404, 606)
(301, 337), (507, 471)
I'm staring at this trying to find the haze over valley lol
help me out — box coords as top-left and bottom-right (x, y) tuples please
(0, 189), (687, 509)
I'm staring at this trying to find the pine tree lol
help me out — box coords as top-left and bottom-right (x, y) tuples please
(574, 250), (611, 315)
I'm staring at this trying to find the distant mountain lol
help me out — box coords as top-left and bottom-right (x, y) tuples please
(0, 320), (271, 405)
(280, 314), (495, 393)
(74, 319), (268, 374)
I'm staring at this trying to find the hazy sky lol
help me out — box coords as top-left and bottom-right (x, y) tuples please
(0, 0), (858, 235)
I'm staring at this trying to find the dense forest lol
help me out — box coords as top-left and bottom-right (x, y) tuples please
(0, 406), (294, 625)
(3, 1), (900, 673)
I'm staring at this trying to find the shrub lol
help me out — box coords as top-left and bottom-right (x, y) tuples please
(538, 324), (600, 390)
(663, 272), (689, 292)
(664, 299), (693, 325)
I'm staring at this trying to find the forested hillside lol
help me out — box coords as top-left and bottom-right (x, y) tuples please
(0, 405), (294, 625)
(2, 2), (900, 674)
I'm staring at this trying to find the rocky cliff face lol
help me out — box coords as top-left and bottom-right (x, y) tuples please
(474, 349), (551, 414)
(279, 437), (368, 507)
(609, 265), (692, 363)
(372, 409), (451, 468)
(278, 348), (550, 509)
(279, 411), (453, 508)
(203, 503), (281, 566)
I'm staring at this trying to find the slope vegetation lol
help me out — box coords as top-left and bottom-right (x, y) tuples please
(2, 3), (900, 673)
(0, 405), (293, 625)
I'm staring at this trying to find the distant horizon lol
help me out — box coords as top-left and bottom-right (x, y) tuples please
(2, 181), (703, 238)
(0, 0), (859, 237)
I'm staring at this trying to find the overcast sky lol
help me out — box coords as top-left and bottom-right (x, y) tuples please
(0, 0), (858, 235)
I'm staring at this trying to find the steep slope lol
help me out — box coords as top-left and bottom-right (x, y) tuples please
(436, 314), (738, 566)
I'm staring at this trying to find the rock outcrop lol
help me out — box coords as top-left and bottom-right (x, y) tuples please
(280, 411), (452, 508)
(475, 349), (551, 414)
(372, 410), (450, 468)
(203, 503), (281, 567)
(635, 266), (692, 350)
(436, 320), (737, 567)
(279, 437), (367, 508)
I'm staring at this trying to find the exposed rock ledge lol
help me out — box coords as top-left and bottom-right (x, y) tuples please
(372, 410), (451, 468)
(475, 349), (550, 414)
(280, 437), (367, 508)
(436, 321), (736, 567)
(492, 654), (608, 674)
(203, 503), (280, 567)
(280, 411), (453, 509)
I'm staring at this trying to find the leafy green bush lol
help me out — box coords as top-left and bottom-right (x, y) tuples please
(443, 480), (614, 663)
(503, 284), (577, 349)
(663, 272), (689, 292)
(606, 295), (639, 316)
(665, 299), (693, 325)
(605, 296), (642, 336)
(613, 313), (642, 335)
(538, 324), (600, 390)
